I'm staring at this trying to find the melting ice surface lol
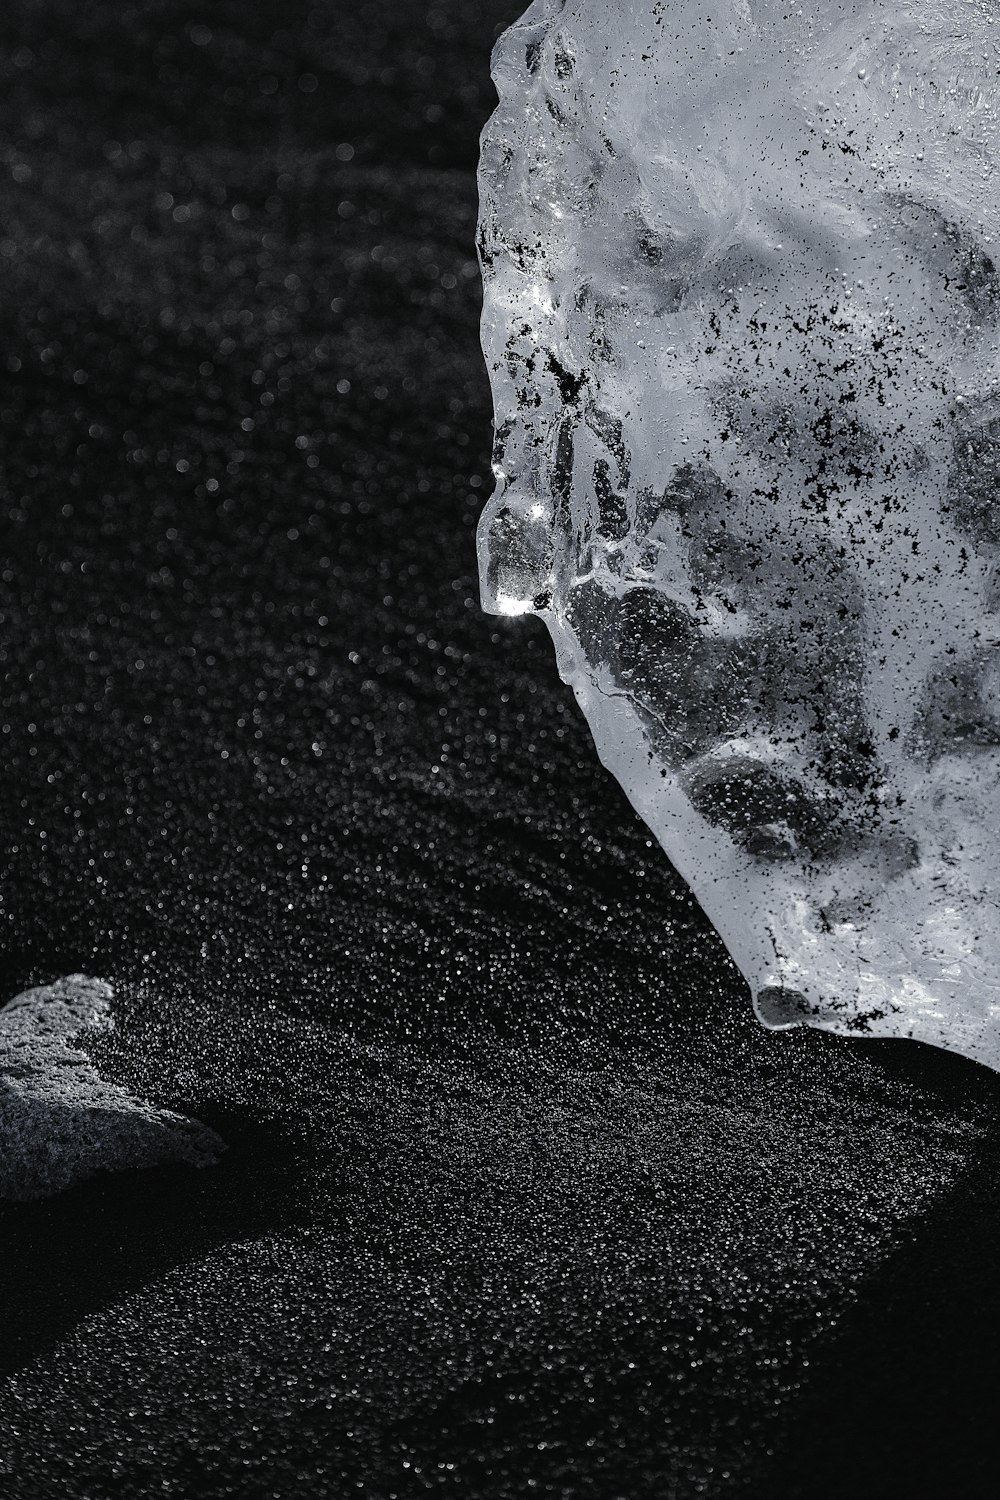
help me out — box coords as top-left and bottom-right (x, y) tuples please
(478, 0), (1000, 1068)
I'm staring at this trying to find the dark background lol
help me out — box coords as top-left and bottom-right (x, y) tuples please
(0, 3), (999, 1496)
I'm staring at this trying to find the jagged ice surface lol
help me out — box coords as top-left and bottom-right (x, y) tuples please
(478, 0), (1000, 1067)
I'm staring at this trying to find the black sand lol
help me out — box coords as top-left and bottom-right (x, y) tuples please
(1, 3), (999, 1495)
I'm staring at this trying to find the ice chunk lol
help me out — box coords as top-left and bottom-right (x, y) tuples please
(0, 975), (224, 1200)
(478, 0), (1000, 1067)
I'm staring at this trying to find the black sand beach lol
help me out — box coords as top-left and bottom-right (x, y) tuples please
(1, 3), (1000, 1495)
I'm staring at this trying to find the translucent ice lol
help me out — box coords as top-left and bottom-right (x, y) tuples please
(477, 0), (1000, 1067)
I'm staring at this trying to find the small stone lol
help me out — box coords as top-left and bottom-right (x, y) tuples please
(0, 974), (224, 1201)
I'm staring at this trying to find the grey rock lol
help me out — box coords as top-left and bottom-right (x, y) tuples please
(0, 974), (224, 1200)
